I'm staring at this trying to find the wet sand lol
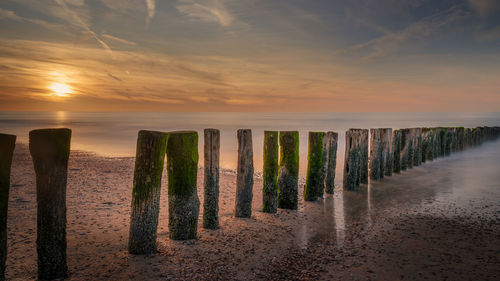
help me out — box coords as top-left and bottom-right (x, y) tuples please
(5, 141), (500, 280)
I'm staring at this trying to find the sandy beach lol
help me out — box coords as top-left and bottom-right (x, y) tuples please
(5, 141), (500, 280)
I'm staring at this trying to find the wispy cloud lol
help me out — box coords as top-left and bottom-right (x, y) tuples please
(337, 5), (471, 61)
(176, 0), (235, 27)
(145, 0), (155, 27)
(54, 0), (112, 55)
(467, 0), (500, 17)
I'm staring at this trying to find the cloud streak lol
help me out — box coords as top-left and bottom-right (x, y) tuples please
(176, 0), (235, 27)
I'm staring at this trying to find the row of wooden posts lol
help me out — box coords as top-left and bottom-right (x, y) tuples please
(0, 126), (499, 280)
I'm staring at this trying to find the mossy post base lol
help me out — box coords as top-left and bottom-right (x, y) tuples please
(29, 128), (71, 280)
(167, 131), (200, 240)
(235, 129), (254, 218)
(383, 128), (393, 177)
(203, 129), (220, 229)
(392, 130), (402, 173)
(325, 132), (338, 194)
(305, 132), (325, 201)
(277, 131), (299, 210)
(0, 134), (16, 280)
(128, 130), (168, 254)
(263, 131), (278, 213)
(343, 129), (363, 190)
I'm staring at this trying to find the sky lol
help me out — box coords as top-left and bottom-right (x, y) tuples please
(0, 0), (499, 112)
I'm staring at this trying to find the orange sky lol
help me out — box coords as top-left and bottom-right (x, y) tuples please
(1, 0), (500, 112)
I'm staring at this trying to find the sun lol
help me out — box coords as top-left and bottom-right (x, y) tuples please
(49, 83), (72, 97)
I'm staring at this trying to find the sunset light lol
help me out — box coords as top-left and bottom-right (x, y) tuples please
(49, 83), (72, 97)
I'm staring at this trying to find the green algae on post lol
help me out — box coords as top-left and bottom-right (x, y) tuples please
(305, 132), (325, 201)
(235, 129), (254, 218)
(369, 129), (384, 181)
(166, 131), (200, 240)
(263, 131), (279, 213)
(383, 128), (393, 177)
(29, 128), (71, 280)
(325, 132), (338, 194)
(128, 130), (168, 254)
(203, 129), (220, 229)
(277, 131), (299, 210)
(359, 129), (369, 184)
(0, 133), (15, 281)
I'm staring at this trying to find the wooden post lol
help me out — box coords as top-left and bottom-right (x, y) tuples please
(235, 129), (254, 218)
(319, 134), (328, 198)
(343, 129), (362, 190)
(128, 130), (168, 254)
(392, 130), (402, 173)
(262, 131), (278, 213)
(413, 128), (422, 167)
(0, 134), (15, 280)
(325, 132), (338, 194)
(305, 132), (325, 201)
(166, 131), (200, 240)
(400, 129), (412, 171)
(369, 129), (383, 181)
(384, 128), (393, 177)
(359, 129), (369, 184)
(29, 128), (71, 280)
(457, 127), (465, 151)
(277, 131), (299, 210)
(433, 128), (442, 158)
(203, 129), (220, 229)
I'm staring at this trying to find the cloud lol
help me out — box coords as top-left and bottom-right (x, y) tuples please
(176, 0), (235, 27)
(102, 34), (137, 45)
(145, 0), (155, 27)
(337, 5), (471, 61)
(468, 0), (500, 17)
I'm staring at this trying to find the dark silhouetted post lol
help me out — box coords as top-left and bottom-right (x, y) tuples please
(30, 128), (71, 280)
(263, 131), (278, 213)
(392, 130), (402, 173)
(360, 130), (369, 184)
(370, 129), (384, 181)
(383, 128), (393, 177)
(167, 131), (200, 240)
(344, 129), (363, 190)
(0, 134), (15, 280)
(128, 131), (168, 254)
(277, 131), (299, 210)
(235, 129), (254, 218)
(400, 129), (411, 170)
(325, 132), (338, 194)
(203, 129), (220, 229)
(305, 132), (325, 201)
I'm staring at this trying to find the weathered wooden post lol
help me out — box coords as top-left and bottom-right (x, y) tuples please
(384, 128), (393, 177)
(343, 129), (363, 190)
(203, 129), (220, 229)
(235, 129), (254, 218)
(392, 130), (402, 173)
(433, 128), (442, 158)
(129, 130), (168, 254)
(277, 131), (299, 210)
(360, 129), (369, 184)
(263, 131), (279, 213)
(0, 134), (15, 280)
(29, 128), (71, 280)
(325, 132), (338, 194)
(414, 128), (422, 166)
(400, 129), (411, 171)
(443, 128), (452, 156)
(166, 131), (200, 240)
(305, 132), (325, 201)
(457, 127), (465, 151)
(369, 129), (383, 181)
(421, 128), (433, 163)
(319, 134), (328, 197)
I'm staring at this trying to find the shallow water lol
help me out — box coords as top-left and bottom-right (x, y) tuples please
(298, 139), (500, 247)
(1, 111), (499, 178)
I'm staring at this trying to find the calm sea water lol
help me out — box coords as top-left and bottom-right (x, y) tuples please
(1, 111), (499, 179)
